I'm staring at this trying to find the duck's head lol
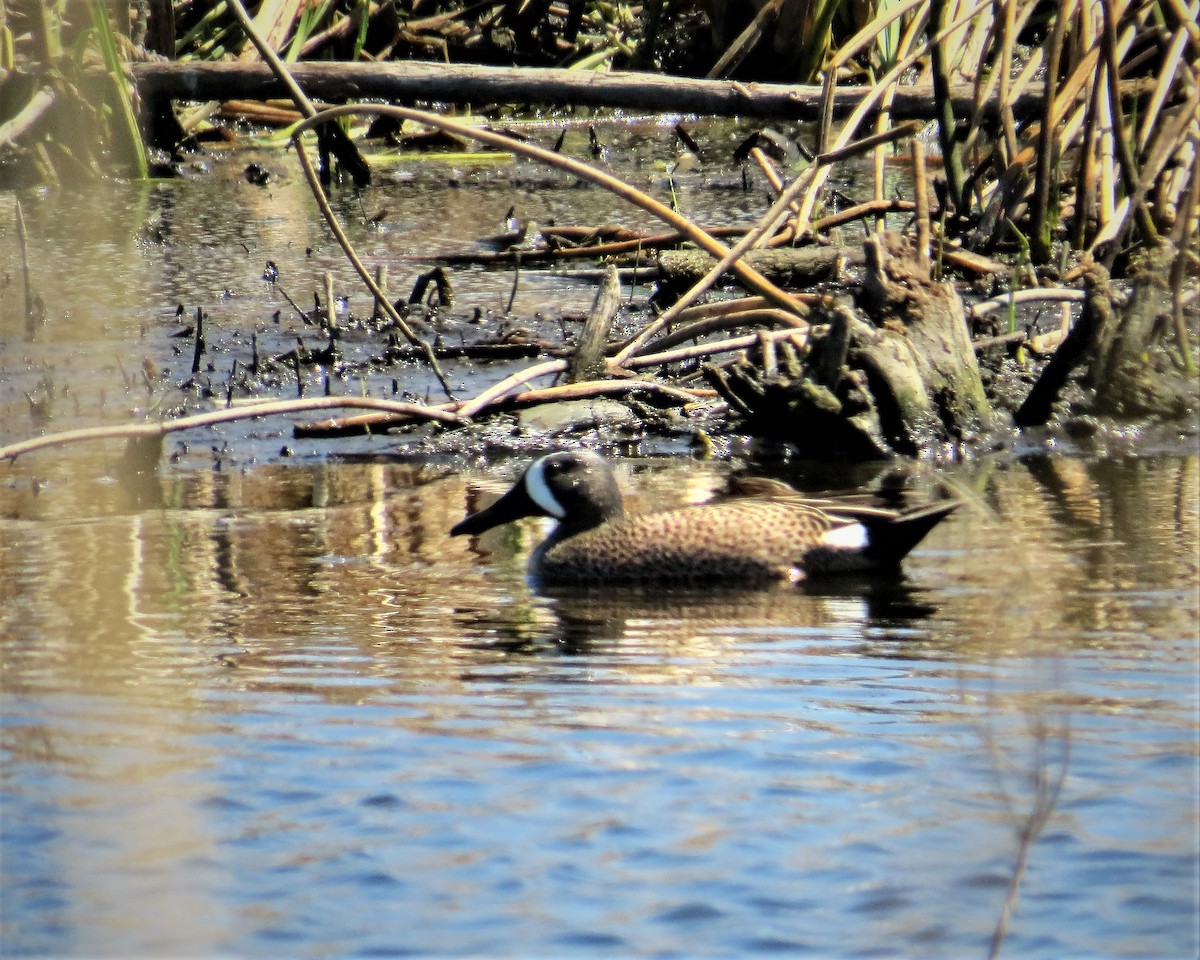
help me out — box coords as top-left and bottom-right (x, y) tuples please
(450, 450), (625, 539)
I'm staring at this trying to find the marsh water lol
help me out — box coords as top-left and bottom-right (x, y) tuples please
(2, 119), (1198, 957)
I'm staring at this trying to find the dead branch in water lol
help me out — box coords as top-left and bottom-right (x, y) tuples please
(0, 397), (465, 463)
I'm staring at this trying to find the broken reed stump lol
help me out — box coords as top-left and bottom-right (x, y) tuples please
(568, 264), (620, 383)
(705, 233), (994, 459)
(1087, 242), (1198, 420)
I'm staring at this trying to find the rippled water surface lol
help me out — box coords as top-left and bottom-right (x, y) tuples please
(2, 451), (1197, 958)
(2, 122), (1198, 958)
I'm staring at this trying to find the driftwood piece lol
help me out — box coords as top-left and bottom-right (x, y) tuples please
(657, 246), (849, 288)
(131, 61), (1043, 125)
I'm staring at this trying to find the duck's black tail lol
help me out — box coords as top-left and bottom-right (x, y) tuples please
(862, 501), (961, 567)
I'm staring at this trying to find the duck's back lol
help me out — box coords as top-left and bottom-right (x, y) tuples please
(537, 499), (842, 583)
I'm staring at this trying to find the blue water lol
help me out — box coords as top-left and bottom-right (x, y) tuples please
(1, 454), (1196, 958)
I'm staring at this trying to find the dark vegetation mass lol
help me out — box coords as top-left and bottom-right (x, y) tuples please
(1, 1), (1196, 466)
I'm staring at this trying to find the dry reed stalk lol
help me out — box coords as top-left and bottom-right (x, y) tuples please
(645, 308), (810, 355)
(912, 139), (932, 271)
(794, 0), (997, 234)
(929, 0), (968, 212)
(1029, 0), (1075, 261)
(1072, 68), (1105, 249)
(1100, 0), (1159, 247)
(870, 11), (925, 226)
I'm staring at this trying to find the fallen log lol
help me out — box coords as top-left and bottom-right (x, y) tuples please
(132, 61), (1044, 127)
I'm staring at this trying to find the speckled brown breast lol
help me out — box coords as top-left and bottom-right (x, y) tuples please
(537, 499), (848, 583)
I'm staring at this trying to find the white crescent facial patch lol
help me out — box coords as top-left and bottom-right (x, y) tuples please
(525, 458), (567, 519)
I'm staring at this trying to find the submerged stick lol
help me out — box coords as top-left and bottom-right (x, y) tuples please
(323, 272), (338, 360)
(190, 306), (205, 374)
(506, 253), (521, 314)
(14, 199), (37, 334)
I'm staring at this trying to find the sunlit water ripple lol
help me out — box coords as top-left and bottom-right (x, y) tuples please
(2, 454), (1197, 958)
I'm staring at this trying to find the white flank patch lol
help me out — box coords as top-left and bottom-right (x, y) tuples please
(821, 522), (869, 551)
(525, 458), (567, 518)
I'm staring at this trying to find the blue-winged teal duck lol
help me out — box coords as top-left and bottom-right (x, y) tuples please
(451, 450), (960, 585)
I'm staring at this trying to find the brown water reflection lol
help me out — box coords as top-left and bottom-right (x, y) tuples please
(3, 451), (1196, 686)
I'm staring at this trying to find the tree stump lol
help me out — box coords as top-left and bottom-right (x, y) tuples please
(1015, 243), (1198, 426)
(1089, 242), (1198, 420)
(704, 233), (994, 458)
(857, 233), (993, 444)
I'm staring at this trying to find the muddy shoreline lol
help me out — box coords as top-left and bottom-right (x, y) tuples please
(3, 123), (1197, 477)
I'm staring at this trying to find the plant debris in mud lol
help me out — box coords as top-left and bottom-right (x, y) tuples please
(1, 2), (1197, 470)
